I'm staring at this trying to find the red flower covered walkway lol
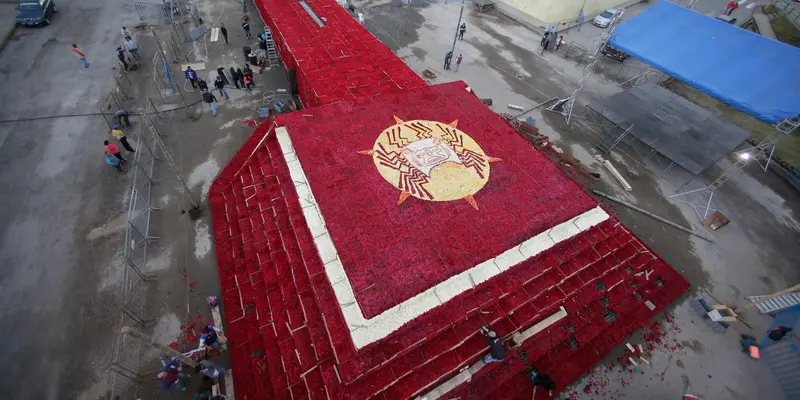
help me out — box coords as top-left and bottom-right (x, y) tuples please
(208, 1), (689, 399)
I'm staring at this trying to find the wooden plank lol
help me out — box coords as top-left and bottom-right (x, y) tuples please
(511, 306), (568, 345)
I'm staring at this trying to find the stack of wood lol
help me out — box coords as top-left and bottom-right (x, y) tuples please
(503, 116), (600, 183)
(503, 116), (549, 147)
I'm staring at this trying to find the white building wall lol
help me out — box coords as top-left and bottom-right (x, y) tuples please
(501, 0), (627, 24)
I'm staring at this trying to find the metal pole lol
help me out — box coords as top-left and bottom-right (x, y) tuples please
(174, 0), (188, 41)
(164, 0), (189, 62)
(120, 326), (199, 367)
(450, 1), (464, 56)
(114, 75), (131, 101)
(111, 92), (124, 111)
(592, 190), (714, 243)
(153, 78), (167, 104)
(141, 112), (202, 213)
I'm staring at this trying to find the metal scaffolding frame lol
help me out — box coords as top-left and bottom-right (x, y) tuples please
(548, 9), (625, 125)
(669, 116), (800, 221)
(573, 104), (697, 190)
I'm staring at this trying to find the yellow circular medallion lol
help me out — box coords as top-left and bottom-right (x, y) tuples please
(359, 117), (501, 209)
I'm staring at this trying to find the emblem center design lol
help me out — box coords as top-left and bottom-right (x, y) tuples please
(358, 117), (501, 210)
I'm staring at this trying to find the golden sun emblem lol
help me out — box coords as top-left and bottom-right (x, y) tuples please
(358, 116), (501, 210)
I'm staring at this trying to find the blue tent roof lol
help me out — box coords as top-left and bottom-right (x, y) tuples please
(608, 1), (800, 124)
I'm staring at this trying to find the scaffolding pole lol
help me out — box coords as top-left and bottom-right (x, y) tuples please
(548, 10), (624, 126)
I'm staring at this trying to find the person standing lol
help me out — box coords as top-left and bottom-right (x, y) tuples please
(243, 65), (254, 83)
(104, 140), (125, 163)
(220, 23), (229, 44)
(185, 66), (199, 89)
(258, 37), (268, 63)
(241, 0), (247, 12)
(198, 79), (209, 92)
(242, 19), (251, 37)
(725, 1), (738, 15)
(236, 68), (246, 89)
(72, 44), (89, 68)
(214, 76), (229, 100)
(116, 46), (129, 70)
(203, 90), (218, 116)
(555, 35), (564, 51)
(458, 23), (466, 40)
(124, 38), (141, 60)
(443, 51), (452, 70)
(121, 26), (133, 40)
(111, 125), (135, 153)
(455, 53), (463, 72)
(216, 67), (230, 85)
(114, 109), (131, 127)
(243, 75), (253, 92)
(230, 67), (240, 89)
(105, 152), (123, 173)
(481, 330), (507, 364)
(541, 35), (551, 55)
(540, 31), (549, 47)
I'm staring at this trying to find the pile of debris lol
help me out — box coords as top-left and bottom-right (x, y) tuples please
(502, 115), (601, 185)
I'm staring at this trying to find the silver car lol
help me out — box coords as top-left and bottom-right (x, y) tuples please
(592, 8), (619, 28)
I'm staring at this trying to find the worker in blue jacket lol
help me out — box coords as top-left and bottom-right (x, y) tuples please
(185, 66), (199, 89)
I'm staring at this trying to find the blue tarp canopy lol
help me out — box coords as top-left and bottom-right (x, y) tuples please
(608, 1), (800, 124)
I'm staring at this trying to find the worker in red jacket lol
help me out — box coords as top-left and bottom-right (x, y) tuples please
(725, 1), (738, 15)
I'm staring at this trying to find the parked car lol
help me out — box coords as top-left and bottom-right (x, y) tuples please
(15, 0), (58, 27)
(601, 44), (629, 62)
(592, 8), (619, 28)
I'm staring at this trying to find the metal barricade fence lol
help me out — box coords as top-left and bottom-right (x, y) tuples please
(110, 311), (149, 393)
(99, 72), (136, 129)
(109, 107), (162, 400)
(134, 0), (173, 23)
(560, 41), (588, 64)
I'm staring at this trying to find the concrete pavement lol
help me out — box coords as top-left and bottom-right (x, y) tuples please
(0, 0), (149, 397)
(0, 0), (282, 397)
(0, 3), (16, 52)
